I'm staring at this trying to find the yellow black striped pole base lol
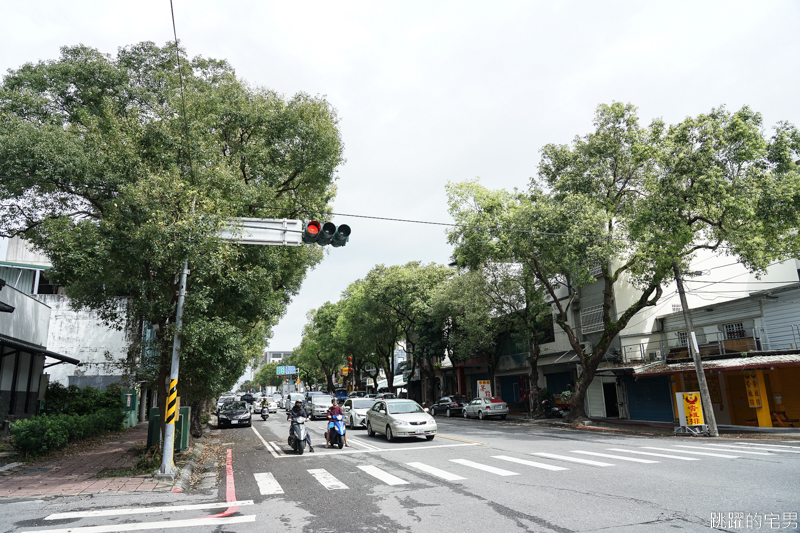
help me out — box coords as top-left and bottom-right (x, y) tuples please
(166, 379), (178, 425)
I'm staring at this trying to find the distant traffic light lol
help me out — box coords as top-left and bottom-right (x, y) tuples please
(302, 220), (350, 247)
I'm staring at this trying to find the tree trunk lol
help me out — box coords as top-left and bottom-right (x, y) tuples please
(527, 336), (544, 417)
(190, 399), (206, 438)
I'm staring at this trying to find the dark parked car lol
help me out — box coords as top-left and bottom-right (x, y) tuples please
(240, 393), (256, 404)
(431, 395), (469, 417)
(217, 401), (252, 428)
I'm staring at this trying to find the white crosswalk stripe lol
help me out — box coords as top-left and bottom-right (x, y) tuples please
(308, 468), (349, 490)
(358, 465), (410, 485)
(715, 443), (800, 454)
(406, 462), (466, 481)
(642, 446), (738, 458)
(492, 455), (569, 471)
(703, 443), (781, 454)
(571, 451), (658, 463)
(530, 452), (613, 467)
(671, 444), (769, 456)
(737, 442), (800, 450)
(606, 448), (700, 461)
(255, 472), (284, 495)
(450, 459), (519, 476)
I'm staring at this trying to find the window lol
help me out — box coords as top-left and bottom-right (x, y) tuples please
(580, 304), (604, 334)
(677, 331), (688, 347)
(723, 322), (746, 340)
(589, 264), (602, 278)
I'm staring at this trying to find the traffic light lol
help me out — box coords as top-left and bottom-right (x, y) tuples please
(302, 220), (350, 247)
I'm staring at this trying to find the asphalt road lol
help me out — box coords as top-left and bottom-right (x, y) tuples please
(3, 412), (798, 533)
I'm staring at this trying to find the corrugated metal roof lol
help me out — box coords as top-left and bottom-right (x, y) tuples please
(634, 353), (800, 376)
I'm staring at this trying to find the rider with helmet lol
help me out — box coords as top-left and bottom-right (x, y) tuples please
(287, 400), (314, 452)
(325, 397), (349, 448)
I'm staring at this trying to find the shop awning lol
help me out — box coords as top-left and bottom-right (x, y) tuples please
(0, 333), (80, 365)
(633, 353), (800, 376)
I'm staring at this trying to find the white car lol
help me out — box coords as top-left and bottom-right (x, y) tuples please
(366, 399), (436, 442)
(343, 398), (376, 429)
(463, 397), (509, 420)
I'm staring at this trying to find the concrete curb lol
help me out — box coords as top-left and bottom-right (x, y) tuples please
(171, 443), (204, 493)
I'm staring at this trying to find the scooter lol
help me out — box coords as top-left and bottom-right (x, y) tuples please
(542, 399), (565, 418)
(261, 404), (269, 420)
(287, 415), (307, 455)
(325, 414), (346, 449)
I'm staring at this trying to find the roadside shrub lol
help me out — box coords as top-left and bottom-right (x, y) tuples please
(10, 408), (125, 458)
(44, 382), (124, 416)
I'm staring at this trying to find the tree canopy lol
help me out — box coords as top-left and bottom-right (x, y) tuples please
(448, 102), (800, 419)
(0, 42), (344, 419)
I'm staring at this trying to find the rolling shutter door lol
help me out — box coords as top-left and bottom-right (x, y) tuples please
(585, 377), (606, 417)
(626, 375), (674, 422)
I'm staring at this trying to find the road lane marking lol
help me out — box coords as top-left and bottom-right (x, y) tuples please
(348, 437), (382, 451)
(267, 441), (287, 455)
(571, 451), (659, 464)
(530, 453), (613, 467)
(275, 442), (479, 457)
(358, 465), (410, 485)
(254, 472), (284, 495)
(729, 443), (800, 453)
(23, 516), (256, 533)
(251, 425), (280, 458)
(45, 501), (255, 520)
(435, 434), (487, 444)
(406, 462), (466, 481)
(606, 448), (699, 461)
(705, 443), (788, 454)
(450, 459), (519, 476)
(308, 468), (348, 490)
(736, 442), (800, 450)
(672, 444), (768, 456)
(492, 455), (568, 471)
(642, 447), (738, 458)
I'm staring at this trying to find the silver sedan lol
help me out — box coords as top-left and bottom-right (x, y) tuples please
(463, 397), (509, 420)
(343, 398), (376, 429)
(366, 399), (437, 442)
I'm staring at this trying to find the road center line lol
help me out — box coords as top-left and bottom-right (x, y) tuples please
(435, 434), (487, 444)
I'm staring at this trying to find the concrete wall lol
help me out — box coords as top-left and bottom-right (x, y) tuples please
(35, 295), (134, 385)
(0, 285), (50, 346)
(5, 236), (50, 266)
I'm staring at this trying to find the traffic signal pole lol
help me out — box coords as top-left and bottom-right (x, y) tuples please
(159, 259), (190, 475)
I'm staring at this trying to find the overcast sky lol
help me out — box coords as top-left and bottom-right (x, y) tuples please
(2, 1), (799, 354)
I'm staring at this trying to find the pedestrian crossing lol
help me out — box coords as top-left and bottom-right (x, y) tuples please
(253, 442), (797, 495)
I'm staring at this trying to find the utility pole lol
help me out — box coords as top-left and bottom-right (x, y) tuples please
(672, 262), (719, 437)
(159, 259), (190, 474)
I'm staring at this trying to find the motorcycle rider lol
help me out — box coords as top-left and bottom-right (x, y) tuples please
(287, 400), (314, 452)
(325, 397), (349, 448)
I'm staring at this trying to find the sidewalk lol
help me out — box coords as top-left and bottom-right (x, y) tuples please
(0, 422), (173, 500)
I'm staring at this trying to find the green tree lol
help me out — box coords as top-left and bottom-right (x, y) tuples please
(0, 42), (344, 433)
(291, 302), (347, 392)
(448, 102), (800, 421)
